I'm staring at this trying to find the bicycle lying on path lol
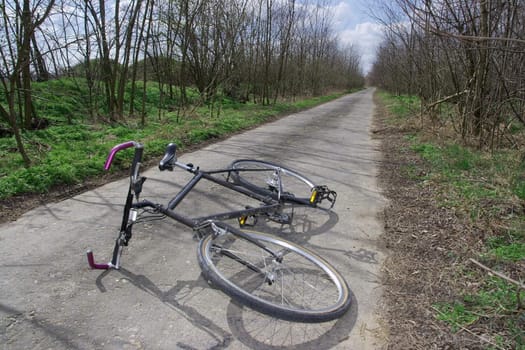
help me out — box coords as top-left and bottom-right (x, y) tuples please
(86, 141), (351, 323)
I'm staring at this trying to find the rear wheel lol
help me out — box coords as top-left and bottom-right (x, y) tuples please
(197, 225), (351, 323)
(230, 159), (315, 202)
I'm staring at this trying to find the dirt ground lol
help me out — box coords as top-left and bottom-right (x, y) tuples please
(372, 95), (507, 349)
(1, 92), (511, 349)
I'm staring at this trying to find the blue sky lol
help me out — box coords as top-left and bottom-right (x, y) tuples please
(330, 0), (385, 74)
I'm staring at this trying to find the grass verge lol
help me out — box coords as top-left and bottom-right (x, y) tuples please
(0, 78), (353, 200)
(377, 91), (524, 349)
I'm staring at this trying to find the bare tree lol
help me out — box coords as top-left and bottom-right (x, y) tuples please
(0, 0), (365, 150)
(370, 0), (525, 148)
(0, 0), (55, 166)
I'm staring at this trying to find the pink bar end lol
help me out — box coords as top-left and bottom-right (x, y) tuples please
(86, 250), (110, 270)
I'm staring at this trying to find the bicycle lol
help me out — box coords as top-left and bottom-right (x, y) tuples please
(86, 141), (350, 323)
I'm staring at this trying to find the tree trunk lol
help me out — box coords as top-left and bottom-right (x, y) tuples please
(21, 0), (33, 130)
(31, 34), (50, 81)
(0, 97), (31, 167)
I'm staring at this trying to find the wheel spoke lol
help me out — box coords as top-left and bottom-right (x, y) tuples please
(198, 229), (350, 322)
(230, 160), (316, 201)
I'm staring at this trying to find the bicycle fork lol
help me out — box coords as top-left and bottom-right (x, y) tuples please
(86, 190), (138, 270)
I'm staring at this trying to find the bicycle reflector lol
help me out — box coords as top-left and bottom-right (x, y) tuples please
(309, 188), (318, 204)
(238, 215), (247, 226)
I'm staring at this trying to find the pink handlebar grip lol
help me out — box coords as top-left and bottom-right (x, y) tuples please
(86, 250), (110, 270)
(104, 141), (137, 170)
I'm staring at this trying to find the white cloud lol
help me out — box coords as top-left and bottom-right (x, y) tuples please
(332, 1), (361, 31)
(338, 22), (385, 74)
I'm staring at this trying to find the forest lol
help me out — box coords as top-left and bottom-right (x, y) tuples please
(369, 0), (525, 150)
(1, 0), (364, 171)
(370, 1), (524, 348)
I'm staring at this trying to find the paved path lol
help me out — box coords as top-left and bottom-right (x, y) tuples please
(0, 88), (387, 349)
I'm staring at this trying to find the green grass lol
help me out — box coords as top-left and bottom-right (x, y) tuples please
(487, 242), (525, 262)
(377, 91), (420, 122)
(379, 90), (525, 349)
(434, 301), (479, 332)
(0, 79), (350, 199)
(407, 138), (523, 219)
(435, 277), (525, 349)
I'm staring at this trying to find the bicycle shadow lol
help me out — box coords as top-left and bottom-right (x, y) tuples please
(251, 207), (382, 267)
(94, 268), (234, 349)
(93, 260), (358, 349)
(221, 209), (361, 349)
(250, 205), (339, 240)
(225, 289), (358, 350)
(90, 198), (357, 349)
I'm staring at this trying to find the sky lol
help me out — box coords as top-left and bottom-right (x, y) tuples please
(331, 0), (385, 74)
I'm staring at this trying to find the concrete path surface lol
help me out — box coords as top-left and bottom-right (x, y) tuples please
(0, 88), (387, 349)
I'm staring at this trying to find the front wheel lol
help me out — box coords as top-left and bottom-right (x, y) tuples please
(197, 226), (351, 323)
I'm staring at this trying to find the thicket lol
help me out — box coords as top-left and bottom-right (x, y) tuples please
(370, 0), (525, 341)
(0, 0), (364, 199)
(379, 90), (524, 349)
(1, 0), (364, 169)
(369, 0), (525, 151)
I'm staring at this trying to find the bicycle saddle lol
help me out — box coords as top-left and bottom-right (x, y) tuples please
(159, 143), (177, 171)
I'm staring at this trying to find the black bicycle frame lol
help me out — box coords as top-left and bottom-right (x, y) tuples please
(87, 141), (290, 270)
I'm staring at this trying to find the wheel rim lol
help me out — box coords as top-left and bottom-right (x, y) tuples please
(201, 231), (349, 317)
(231, 160), (316, 200)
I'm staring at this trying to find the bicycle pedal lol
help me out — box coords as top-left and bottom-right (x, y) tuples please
(238, 215), (257, 227)
(310, 185), (337, 208)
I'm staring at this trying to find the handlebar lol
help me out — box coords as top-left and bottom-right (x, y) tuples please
(104, 141), (139, 171)
(87, 141), (143, 271)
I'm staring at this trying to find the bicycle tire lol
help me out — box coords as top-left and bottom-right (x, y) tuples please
(230, 159), (316, 202)
(197, 227), (351, 323)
